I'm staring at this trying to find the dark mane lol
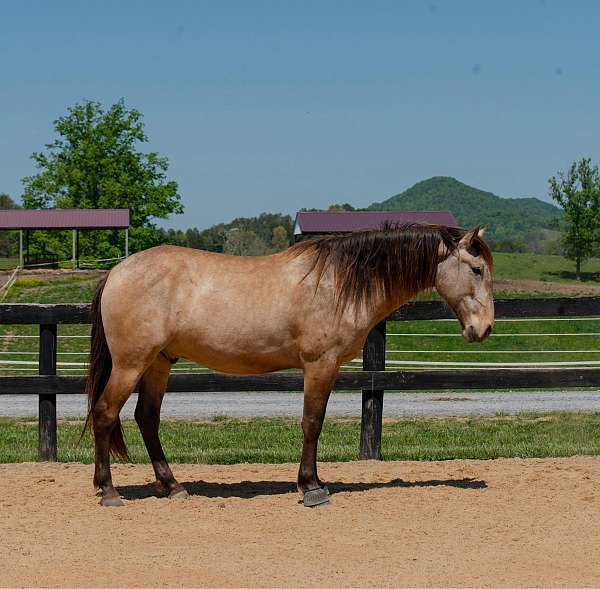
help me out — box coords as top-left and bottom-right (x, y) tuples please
(288, 223), (493, 312)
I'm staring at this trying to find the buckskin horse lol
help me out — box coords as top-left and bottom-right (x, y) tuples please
(85, 224), (494, 507)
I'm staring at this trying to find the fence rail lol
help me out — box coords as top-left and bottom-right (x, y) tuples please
(1, 297), (600, 461)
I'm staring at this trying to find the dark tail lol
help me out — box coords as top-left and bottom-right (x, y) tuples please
(82, 273), (129, 460)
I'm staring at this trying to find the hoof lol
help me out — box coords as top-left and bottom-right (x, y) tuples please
(303, 487), (331, 508)
(169, 488), (189, 500)
(312, 501), (331, 509)
(100, 495), (124, 507)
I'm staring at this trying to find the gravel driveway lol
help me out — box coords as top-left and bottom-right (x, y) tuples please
(2, 390), (600, 418)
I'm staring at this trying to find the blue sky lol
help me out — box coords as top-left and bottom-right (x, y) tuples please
(1, 0), (599, 229)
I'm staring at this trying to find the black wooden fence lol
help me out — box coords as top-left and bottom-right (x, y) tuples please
(1, 297), (600, 462)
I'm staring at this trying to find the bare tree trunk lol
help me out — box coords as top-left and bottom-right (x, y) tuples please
(576, 256), (581, 281)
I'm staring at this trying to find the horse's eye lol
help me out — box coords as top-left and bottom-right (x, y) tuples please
(472, 266), (483, 276)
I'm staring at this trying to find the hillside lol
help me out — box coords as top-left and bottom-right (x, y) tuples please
(368, 177), (562, 252)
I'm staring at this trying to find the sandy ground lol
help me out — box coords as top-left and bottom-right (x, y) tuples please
(2, 459), (600, 587)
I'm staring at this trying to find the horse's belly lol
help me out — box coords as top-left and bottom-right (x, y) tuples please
(168, 337), (301, 375)
(182, 352), (298, 375)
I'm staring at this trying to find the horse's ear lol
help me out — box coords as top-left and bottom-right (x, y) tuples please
(458, 227), (481, 249)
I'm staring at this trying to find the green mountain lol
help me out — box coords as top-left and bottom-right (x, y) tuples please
(367, 176), (562, 253)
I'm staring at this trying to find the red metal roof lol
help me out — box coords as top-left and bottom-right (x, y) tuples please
(295, 210), (457, 234)
(0, 209), (130, 230)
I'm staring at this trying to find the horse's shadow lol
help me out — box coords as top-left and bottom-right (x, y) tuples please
(117, 477), (487, 501)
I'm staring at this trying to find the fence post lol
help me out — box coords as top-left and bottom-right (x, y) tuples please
(360, 320), (386, 459)
(38, 323), (57, 461)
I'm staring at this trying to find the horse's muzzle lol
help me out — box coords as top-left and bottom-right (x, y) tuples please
(464, 324), (492, 343)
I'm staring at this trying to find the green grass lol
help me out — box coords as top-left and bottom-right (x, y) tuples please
(3, 274), (101, 304)
(2, 414), (600, 463)
(379, 317), (600, 367)
(493, 252), (600, 283)
(0, 257), (19, 270)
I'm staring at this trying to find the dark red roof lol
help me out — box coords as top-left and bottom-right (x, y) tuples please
(0, 209), (129, 230)
(294, 210), (457, 234)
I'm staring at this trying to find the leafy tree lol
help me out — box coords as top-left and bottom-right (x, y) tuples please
(178, 213), (293, 254)
(328, 203), (355, 211)
(549, 159), (600, 280)
(224, 228), (269, 256)
(271, 225), (290, 251)
(0, 193), (19, 209)
(21, 99), (182, 260)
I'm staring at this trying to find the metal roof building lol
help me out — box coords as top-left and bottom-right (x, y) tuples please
(294, 210), (457, 240)
(0, 208), (130, 268)
(0, 208), (129, 230)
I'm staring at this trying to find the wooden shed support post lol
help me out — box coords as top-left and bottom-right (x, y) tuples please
(71, 229), (77, 269)
(360, 320), (386, 459)
(125, 228), (129, 258)
(38, 323), (57, 461)
(19, 230), (23, 268)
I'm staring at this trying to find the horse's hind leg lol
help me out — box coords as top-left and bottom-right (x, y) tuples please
(135, 354), (187, 499)
(93, 367), (139, 507)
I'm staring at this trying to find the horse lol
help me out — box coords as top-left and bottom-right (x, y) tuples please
(85, 223), (494, 507)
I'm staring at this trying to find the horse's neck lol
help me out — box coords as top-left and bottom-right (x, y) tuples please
(350, 287), (420, 332)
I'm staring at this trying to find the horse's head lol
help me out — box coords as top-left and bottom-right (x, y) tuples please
(435, 228), (494, 343)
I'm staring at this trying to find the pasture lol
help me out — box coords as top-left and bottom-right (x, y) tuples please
(493, 251), (600, 283)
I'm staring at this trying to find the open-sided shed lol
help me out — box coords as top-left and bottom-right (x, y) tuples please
(0, 208), (130, 268)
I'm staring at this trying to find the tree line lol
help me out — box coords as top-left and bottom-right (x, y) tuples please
(1, 98), (599, 278)
(155, 213), (293, 255)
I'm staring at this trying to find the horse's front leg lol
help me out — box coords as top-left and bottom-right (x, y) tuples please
(298, 361), (337, 507)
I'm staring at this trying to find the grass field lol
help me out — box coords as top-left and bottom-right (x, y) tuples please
(381, 317), (600, 367)
(2, 413), (600, 463)
(493, 252), (600, 282)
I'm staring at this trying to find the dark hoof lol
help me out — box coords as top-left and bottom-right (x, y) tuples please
(312, 501), (331, 509)
(303, 487), (331, 508)
(169, 488), (189, 500)
(100, 495), (124, 507)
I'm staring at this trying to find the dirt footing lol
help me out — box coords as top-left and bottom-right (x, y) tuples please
(2, 458), (600, 587)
